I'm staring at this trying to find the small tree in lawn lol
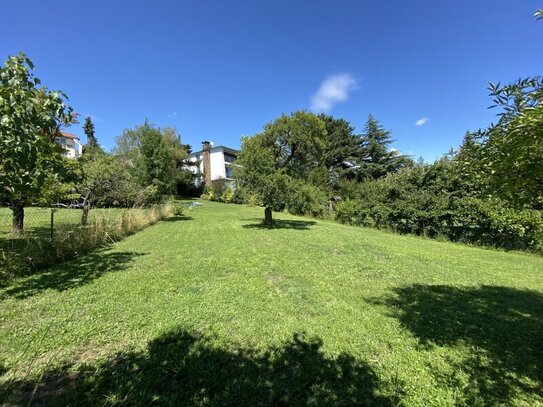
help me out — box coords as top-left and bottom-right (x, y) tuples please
(79, 154), (135, 225)
(0, 53), (73, 235)
(236, 111), (326, 226)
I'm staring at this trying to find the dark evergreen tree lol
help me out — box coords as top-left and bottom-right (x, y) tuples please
(317, 114), (365, 186)
(357, 114), (410, 180)
(82, 116), (102, 155)
(83, 116), (97, 146)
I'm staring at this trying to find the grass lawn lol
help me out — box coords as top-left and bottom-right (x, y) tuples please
(1, 201), (542, 405)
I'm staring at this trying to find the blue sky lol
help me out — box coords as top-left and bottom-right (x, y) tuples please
(2, 1), (542, 160)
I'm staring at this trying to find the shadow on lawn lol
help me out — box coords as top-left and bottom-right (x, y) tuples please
(0, 250), (146, 300)
(376, 284), (543, 405)
(1, 329), (398, 406)
(160, 215), (193, 222)
(242, 218), (317, 230)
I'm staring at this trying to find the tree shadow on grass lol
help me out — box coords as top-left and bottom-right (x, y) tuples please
(160, 215), (193, 222)
(374, 285), (543, 405)
(242, 218), (317, 230)
(0, 250), (146, 301)
(1, 328), (398, 406)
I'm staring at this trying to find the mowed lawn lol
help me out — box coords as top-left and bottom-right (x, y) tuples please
(1, 201), (542, 406)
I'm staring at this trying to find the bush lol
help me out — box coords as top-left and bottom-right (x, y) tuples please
(283, 181), (331, 218)
(447, 198), (543, 251)
(200, 179), (236, 203)
(134, 185), (163, 206)
(211, 179), (229, 200)
(172, 203), (184, 216)
(221, 188), (235, 203)
(336, 194), (543, 253)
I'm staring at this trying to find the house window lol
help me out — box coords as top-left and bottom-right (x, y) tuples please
(224, 153), (236, 163)
(225, 165), (233, 178)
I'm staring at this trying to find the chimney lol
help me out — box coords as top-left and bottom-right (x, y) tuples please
(202, 141), (212, 187)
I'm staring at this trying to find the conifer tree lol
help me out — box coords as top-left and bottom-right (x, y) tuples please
(357, 115), (409, 179)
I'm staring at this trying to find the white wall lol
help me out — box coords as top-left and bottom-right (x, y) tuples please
(57, 137), (82, 159)
(209, 149), (226, 180)
(187, 148), (231, 181)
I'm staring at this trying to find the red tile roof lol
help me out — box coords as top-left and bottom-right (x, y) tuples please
(59, 131), (79, 140)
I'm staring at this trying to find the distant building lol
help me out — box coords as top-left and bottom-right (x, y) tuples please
(56, 131), (82, 159)
(187, 141), (239, 186)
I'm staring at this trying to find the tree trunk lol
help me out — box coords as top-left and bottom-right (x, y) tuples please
(264, 206), (273, 227)
(81, 191), (92, 226)
(11, 200), (24, 236)
(81, 203), (90, 226)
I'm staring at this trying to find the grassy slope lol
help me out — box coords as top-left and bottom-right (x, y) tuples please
(1, 201), (542, 406)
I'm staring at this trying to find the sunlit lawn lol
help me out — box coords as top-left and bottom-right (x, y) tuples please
(1, 201), (542, 405)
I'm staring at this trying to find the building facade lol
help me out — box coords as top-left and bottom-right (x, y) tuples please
(56, 131), (83, 159)
(187, 142), (239, 186)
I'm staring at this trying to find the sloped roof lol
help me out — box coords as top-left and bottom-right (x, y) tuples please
(189, 145), (239, 157)
(58, 131), (80, 140)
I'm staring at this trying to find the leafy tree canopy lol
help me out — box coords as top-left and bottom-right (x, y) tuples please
(0, 53), (74, 233)
(236, 111), (327, 224)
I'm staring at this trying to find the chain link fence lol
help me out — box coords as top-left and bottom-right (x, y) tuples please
(0, 205), (83, 242)
(1, 205), (86, 279)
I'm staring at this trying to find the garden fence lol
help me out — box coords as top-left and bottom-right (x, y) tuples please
(0, 205), (83, 244)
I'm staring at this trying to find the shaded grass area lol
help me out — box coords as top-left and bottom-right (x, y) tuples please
(1, 201), (542, 405)
(374, 285), (543, 406)
(2, 329), (394, 406)
(1, 251), (146, 301)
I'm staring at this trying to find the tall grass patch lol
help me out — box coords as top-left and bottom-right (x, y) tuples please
(1, 203), (175, 280)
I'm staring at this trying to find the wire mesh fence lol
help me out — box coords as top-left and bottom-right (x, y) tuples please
(0, 205), (83, 242)
(1, 205), (87, 279)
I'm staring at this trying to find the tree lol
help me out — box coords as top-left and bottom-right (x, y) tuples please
(82, 116), (101, 155)
(483, 77), (543, 209)
(115, 121), (189, 196)
(79, 154), (137, 224)
(0, 53), (73, 235)
(357, 115), (410, 180)
(317, 114), (365, 187)
(138, 124), (177, 194)
(236, 111), (327, 225)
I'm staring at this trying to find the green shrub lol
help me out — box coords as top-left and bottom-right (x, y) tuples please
(172, 203), (184, 216)
(200, 186), (213, 201)
(211, 179), (229, 201)
(285, 181), (329, 218)
(336, 194), (543, 253)
(448, 198), (543, 251)
(221, 188), (235, 203)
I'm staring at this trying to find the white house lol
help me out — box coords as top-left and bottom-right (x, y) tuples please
(56, 131), (83, 159)
(187, 141), (239, 186)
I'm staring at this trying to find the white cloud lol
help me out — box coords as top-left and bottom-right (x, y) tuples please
(310, 73), (358, 112)
(168, 111), (179, 118)
(415, 117), (429, 127)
